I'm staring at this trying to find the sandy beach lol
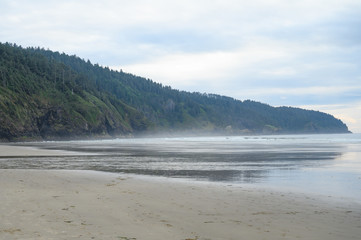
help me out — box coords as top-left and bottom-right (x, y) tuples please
(0, 169), (360, 240)
(0, 144), (361, 240)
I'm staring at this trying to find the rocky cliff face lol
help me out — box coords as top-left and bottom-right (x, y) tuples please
(0, 91), (151, 141)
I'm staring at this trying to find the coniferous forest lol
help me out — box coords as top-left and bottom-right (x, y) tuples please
(0, 42), (350, 141)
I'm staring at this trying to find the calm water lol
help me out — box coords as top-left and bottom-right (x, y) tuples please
(1, 134), (361, 201)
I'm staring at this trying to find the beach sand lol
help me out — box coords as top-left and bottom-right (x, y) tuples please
(0, 144), (87, 157)
(0, 144), (360, 240)
(0, 169), (360, 240)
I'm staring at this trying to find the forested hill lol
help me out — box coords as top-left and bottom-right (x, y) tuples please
(0, 42), (350, 141)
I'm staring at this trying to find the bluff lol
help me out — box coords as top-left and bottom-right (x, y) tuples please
(0, 43), (350, 141)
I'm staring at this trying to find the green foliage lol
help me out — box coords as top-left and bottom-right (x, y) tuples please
(0, 42), (350, 141)
(0, 42), (150, 140)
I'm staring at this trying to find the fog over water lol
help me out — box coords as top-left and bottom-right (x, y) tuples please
(1, 134), (361, 201)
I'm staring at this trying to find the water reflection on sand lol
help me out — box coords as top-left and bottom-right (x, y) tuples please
(1, 134), (361, 200)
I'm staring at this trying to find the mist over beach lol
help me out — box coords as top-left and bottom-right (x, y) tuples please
(1, 0), (361, 239)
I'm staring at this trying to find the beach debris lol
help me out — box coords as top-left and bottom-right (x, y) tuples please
(117, 237), (136, 240)
(1, 228), (21, 234)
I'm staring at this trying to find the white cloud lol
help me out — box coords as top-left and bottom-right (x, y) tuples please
(1, 0), (361, 127)
(260, 67), (297, 77)
(118, 41), (291, 89)
(243, 86), (361, 97)
(119, 37), (361, 94)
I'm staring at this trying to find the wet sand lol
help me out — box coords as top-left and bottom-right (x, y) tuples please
(0, 144), (88, 157)
(1, 169), (360, 240)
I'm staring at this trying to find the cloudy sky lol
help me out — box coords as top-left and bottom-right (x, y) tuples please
(1, 0), (361, 132)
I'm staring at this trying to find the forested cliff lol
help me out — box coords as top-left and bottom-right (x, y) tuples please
(0, 43), (350, 141)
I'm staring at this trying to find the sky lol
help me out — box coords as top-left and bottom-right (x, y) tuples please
(1, 0), (361, 132)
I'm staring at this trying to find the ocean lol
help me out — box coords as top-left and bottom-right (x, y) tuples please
(2, 133), (361, 202)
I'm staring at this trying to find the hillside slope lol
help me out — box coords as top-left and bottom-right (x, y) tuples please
(0, 43), (150, 141)
(0, 43), (350, 141)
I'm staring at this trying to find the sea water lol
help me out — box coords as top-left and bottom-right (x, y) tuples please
(1, 133), (361, 201)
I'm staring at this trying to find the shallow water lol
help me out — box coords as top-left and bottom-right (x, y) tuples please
(1, 133), (361, 201)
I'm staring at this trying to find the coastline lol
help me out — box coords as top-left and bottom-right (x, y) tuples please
(1, 169), (360, 240)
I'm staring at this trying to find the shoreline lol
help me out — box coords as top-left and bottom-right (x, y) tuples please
(0, 132), (355, 145)
(1, 141), (360, 205)
(1, 169), (360, 240)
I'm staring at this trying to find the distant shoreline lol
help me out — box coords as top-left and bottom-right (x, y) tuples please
(0, 130), (353, 143)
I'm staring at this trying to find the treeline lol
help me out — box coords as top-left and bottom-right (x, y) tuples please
(0, 42), (350, 141)
(0, 42), (149, 141)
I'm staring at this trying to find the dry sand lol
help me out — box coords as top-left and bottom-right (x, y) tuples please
(0, 169), (360, 240)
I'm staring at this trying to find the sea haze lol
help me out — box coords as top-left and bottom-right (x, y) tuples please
(2, 134), (361, 202)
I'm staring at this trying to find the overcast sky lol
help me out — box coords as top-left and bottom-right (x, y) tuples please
(1, 0), (361, 132)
